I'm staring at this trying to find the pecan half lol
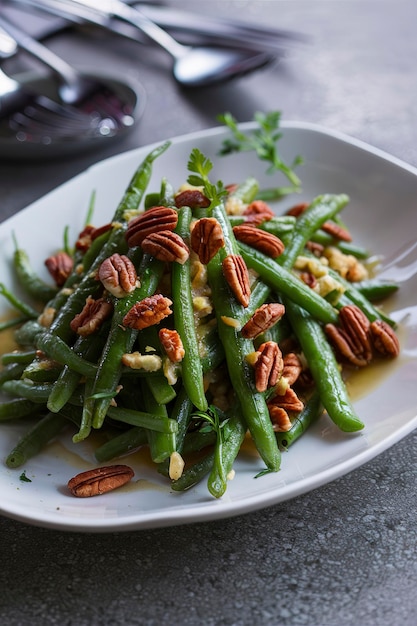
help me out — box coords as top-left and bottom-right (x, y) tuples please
(70, 296), (113, 336)
(98, 253), (138, 297)
(141, 230), (189, 264)
(68, 465), (134, 497)
(370, 320), (400, 358)
(282, 352), (303, 385)
(123, 294), (173, 330)
(325, 305), (372, 367)
(241, 302), (285, 339)
(285, 201), (309, 217)
(321, 221), (352, 242)
(222, 254), (251, 308)
(233, 224), (285, 258)
(268, 405), (292, 432)
(268, 387), (304, 412)
(253, 341), (283, 392)
(159, 328), (185, 363)
(190, 217), (224, 264)
(243, 200), (275, 224)
(44, 251), (73, 287)
(174, 189), (210, 209)
(125, 206), (178, 248)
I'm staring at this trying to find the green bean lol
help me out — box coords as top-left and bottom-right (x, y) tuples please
(256, 185), (301, 202)
(0, 362), (26, 384)
(171, 385), (194, 453)
(1, 380), (52, 403)
(139, 379), (176, 463)
(6, 411), (69, 468)
(172, 206), (208, 412)
(73, 376), (96, 443)
(182, 429), (216, 455)
(35, 332), (98, 377)
(284, 300), (364, 432)
(275, 391), (323, 449)
(278, 194), (350, 269)
(239, 242), (339, 325)
(107, 405), (178, 434)
(2, 349), (37, 365)
(207, 204), (281, 473)
(0, 397), (41, 421)
(229, 176), (259, 203)
(0, 283), (39, 320)
(14, 320), (44, 346)
(171, 450), (215, 491)
(207, 408), (247, 499)
(0, 315), (29, 332)
(356, 279), (399, 301)
(46, 320), (111, 414)
(12, 238), (58, 303)
(22, 359), (63, 383)
(94, 426), (148, 463)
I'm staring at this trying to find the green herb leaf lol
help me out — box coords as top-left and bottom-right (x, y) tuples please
(218, 110), (303, 194)
(187, 148), (227, 206)
(19, 470), (32, 483)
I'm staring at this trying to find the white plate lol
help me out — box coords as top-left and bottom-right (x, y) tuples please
(0, 121), (416, 532)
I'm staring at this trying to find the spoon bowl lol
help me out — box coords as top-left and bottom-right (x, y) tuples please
(0, 70), (144, 161)
(172, 46), (272, 88)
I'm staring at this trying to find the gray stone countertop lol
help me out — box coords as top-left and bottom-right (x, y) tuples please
(0, 2), (416, 625)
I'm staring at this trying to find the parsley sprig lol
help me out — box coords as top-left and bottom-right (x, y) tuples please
(187, 148), (227, 206)
(218, 110), (303, 198)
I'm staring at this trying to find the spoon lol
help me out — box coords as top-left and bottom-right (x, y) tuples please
(44, 0), (274, 87)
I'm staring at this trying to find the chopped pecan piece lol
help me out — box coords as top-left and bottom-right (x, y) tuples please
(190, 217), (224, 264)
(174, 189), (211, 209)
(222, 254), (251, 308)
(282, 352), (303, 385)
(159, 328), (185, 363)
(253, 341), (283, 392)
(241, 302), (285, 339)
(370, 320), (400, 358)
(44, 251), (73, 287)
(141, 230), (189, 264)
(300, 271), (317, 289)
(243, 200), (275, 224)
(232, 224), (285, 258)
(70, 296), (113, 336)
(125, 206), (178, 248)
(325, 304), (372, 367)
(123, 294), (173, 330)
(68, 465), (134, 497)
(98, 253), (138, 298)
(305, 241), (325, 257)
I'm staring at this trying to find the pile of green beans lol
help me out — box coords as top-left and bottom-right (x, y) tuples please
(0, 144), (400, 499)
